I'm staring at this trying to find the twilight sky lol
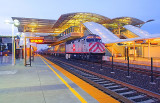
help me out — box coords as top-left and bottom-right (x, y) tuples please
(0, 0), (160, 49)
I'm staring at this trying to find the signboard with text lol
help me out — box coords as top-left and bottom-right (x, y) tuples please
(29, 39), (44, 43)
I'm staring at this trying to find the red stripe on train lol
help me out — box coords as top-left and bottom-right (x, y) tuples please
(89, 43), (92, 46)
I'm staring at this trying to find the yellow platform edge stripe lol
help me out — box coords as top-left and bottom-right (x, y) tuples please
(40, 55), (119, 103)
(39, 56), (87, 103)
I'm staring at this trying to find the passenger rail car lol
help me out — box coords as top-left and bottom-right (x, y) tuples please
(44, 34), (105, 61)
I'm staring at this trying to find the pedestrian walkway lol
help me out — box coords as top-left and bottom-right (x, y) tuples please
(0, 55), (119, 103)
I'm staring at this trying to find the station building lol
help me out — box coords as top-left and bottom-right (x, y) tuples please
(12, 12), (160, 59)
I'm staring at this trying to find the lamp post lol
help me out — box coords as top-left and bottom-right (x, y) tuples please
(5, 19), (20, 66)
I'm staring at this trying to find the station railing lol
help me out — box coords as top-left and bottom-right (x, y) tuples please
(104, 55), (160, 83)
(58, 26), (80, 37)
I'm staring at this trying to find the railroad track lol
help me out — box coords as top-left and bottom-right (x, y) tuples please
(74, 59), (160, 78)
(43, 55), (160, 103)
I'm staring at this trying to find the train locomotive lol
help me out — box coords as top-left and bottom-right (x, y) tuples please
(44, 34), (105, 61)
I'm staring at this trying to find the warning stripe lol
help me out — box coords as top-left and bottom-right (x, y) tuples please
(99, 43), (105, 51)
(89, 42), (98, 51)
(93, 47), (99, 52)
(93, 46), (103, 52)
(98, 46), (103, 52)
(89, 42), (105, 53)
(89, 43), (92, 46)
(99, 43), (104, 50)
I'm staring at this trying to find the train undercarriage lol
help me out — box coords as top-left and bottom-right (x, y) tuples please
(43, 53), (105, 62)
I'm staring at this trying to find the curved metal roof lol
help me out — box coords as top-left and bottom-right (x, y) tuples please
(53, 12), (111, 28)
(12, 17), (56, 33)
(110, 17), (144, 26)
(12, 13), (144, 35)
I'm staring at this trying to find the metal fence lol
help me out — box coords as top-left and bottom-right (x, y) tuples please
(105, 56), (160, 83)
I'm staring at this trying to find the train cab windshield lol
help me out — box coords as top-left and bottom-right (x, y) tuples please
(86, 35), (102, 42)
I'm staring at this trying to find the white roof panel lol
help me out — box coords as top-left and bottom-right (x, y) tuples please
(83, 22), (160, 44)
(83, 22), (120, 43)
(124, 25), (150, 37)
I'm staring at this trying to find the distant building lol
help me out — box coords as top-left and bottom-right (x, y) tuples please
(0, 35), (12, 52)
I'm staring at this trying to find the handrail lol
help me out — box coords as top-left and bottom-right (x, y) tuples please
(59, 26), (78, 36)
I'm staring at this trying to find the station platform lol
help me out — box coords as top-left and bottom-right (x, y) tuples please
(0, 55), (119, 103)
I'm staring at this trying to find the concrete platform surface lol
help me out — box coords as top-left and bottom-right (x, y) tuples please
(0, 56), (99, 103)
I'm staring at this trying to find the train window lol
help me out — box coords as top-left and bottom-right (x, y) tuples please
(95, 39), (101, 42)
(86, 39), (94, 42)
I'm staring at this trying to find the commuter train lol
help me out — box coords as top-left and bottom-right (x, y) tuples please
(43, 34), (105, 61)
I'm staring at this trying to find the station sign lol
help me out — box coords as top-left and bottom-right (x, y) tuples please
(135, 40), (146, 44)
(30, 39), (44, 43)
(29, 36), (55, 44)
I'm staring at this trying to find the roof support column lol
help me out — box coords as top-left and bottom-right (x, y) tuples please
(148, 40), (151, 59)
(133, 41), (136, 60)
(141, 45), (144, 58)
(80, 22), (84, 37)
(24, 37), (26, 66)
(112, 45), (114, 56)
(14, 37), (16, 65)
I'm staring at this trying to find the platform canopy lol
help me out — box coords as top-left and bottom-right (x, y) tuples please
(12, 12), (144, 36)
(12, 17), (57, 34)
(53, 12), (110, 28)
(104, 17), (145, 35)
(84, 22), (160, 44)
(109, 17), (144, 26)
(0, 34), (17, 37)
(12, 12), (146, 45)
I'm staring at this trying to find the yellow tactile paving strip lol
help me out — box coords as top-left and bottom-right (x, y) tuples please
(40, 55), (119, 103)
(39, 56), (87, 103)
